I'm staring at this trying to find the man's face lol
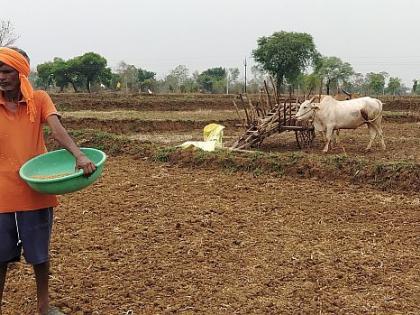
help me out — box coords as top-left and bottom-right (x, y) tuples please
(0, 63), (20, 92)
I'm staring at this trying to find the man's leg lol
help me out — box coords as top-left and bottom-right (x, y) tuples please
(33, 261), (49, 315)
(0, 263), (8, 315)
(0, 212), (21, 315)
(18, 208), (53, 315)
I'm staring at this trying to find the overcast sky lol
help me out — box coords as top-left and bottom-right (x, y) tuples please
(5, 0), (419, 86)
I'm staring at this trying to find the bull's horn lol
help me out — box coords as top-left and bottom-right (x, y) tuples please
(308, 96), (316, 103)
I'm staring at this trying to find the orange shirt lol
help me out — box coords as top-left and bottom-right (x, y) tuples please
(0, 90), (59, 213)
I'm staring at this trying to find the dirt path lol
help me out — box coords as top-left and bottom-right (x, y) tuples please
(3, 156), (419, 314)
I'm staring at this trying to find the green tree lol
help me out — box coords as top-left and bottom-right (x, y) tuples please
(316, 56), (354, 95)
(49, 58), (68, 91)
(66, 57), (86, 92)
(386, 77), (402, 95)
(137, 68), (156, 92)
(36, 53), (110, 92)
(197, 67), (226, 93)
(36, 62), (55, 89)
(98, 67), (113, 88)
(137, 68), (155, 82)
(44, 58), (77, 92)
(298, 73), (321, 96)
(252, 31), (319, 92)
(366, 72), (388, 95)
(76, 52), (109, 92)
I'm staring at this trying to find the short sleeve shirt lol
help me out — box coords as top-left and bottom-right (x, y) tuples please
(0, 90), (59, 212)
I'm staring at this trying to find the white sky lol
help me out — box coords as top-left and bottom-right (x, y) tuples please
(4, 0), (419, 86)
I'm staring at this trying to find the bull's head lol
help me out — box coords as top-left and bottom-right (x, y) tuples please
(295, 96), (319, 121)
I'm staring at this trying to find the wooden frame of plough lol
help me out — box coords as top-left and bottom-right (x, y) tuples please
(231, 79), (315, 150)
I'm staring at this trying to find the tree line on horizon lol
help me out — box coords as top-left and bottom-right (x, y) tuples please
(1, 20), (418, 96)
(33, 56), (244, 94)
(30, 49), (412, 97)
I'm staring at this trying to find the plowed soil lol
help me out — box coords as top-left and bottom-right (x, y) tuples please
(61, 118), (420, 162)
(3, 156), (419, 314)
(2, 93), (419, 314)
(51, 93), (236, 112)
(50, 92), (420, 112)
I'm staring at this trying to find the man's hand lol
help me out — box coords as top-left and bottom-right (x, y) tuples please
(76, 154), (96, 176)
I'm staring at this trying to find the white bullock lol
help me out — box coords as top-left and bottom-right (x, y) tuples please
(295, 96), (386, 153)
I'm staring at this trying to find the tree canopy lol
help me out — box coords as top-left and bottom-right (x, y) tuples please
(366, 72), (388, 96)
(315, 56), (354, 95)
(197, 67), (226, 93)
(253, 31), (319, 91)
(386, 77), (402, 95)
(36, 52), (111, 92)
(77, 52), (109, 92)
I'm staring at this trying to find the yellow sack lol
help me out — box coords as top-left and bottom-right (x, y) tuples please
(203, 123), (225, 147)
(178, 123), (225, 152)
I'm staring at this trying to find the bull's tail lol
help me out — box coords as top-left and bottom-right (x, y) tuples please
(360, 109), (369, 121)
(361, 110), (382, 123)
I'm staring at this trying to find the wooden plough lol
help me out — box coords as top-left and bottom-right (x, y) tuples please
(231, 80), (315, 150)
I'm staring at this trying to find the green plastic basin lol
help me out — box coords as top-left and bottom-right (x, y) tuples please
(19, 148), (106, 195)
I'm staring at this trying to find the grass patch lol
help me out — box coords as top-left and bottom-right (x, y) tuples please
(153, 147), (177, 162)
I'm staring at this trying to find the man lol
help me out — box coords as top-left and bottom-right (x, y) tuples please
(0, 47), (96, 315)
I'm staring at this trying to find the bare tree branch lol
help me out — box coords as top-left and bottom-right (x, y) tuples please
(0, 20), (19, 47)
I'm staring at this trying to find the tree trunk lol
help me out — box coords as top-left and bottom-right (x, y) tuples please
(87, 80), (91, 93)
(319, 78), (323, 97)
(326, 78), (331, 95)
(276, 73), (283, 96)
(70, 81), (79, 93)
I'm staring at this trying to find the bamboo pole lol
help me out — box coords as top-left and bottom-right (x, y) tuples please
(264, 80), (273, 110)
(270, 76), (279, 105)
(239, 94), (250, 126)
(232, 100), (245, 127)
(246, 94), (259, 121)
(258, 90), (267, 116)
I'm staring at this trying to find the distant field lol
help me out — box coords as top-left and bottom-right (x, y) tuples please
(61, 109), (418, 122)
(51, 92), (420, 113)
(61, 110), (243, 121)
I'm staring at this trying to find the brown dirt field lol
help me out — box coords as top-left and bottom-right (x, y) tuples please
(62, 118), (241, 133)
(3, 156), (419, 314)
(51, 93), (237, 112)
(50, 92), (420, 113)
(60, 118), (420, 162)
